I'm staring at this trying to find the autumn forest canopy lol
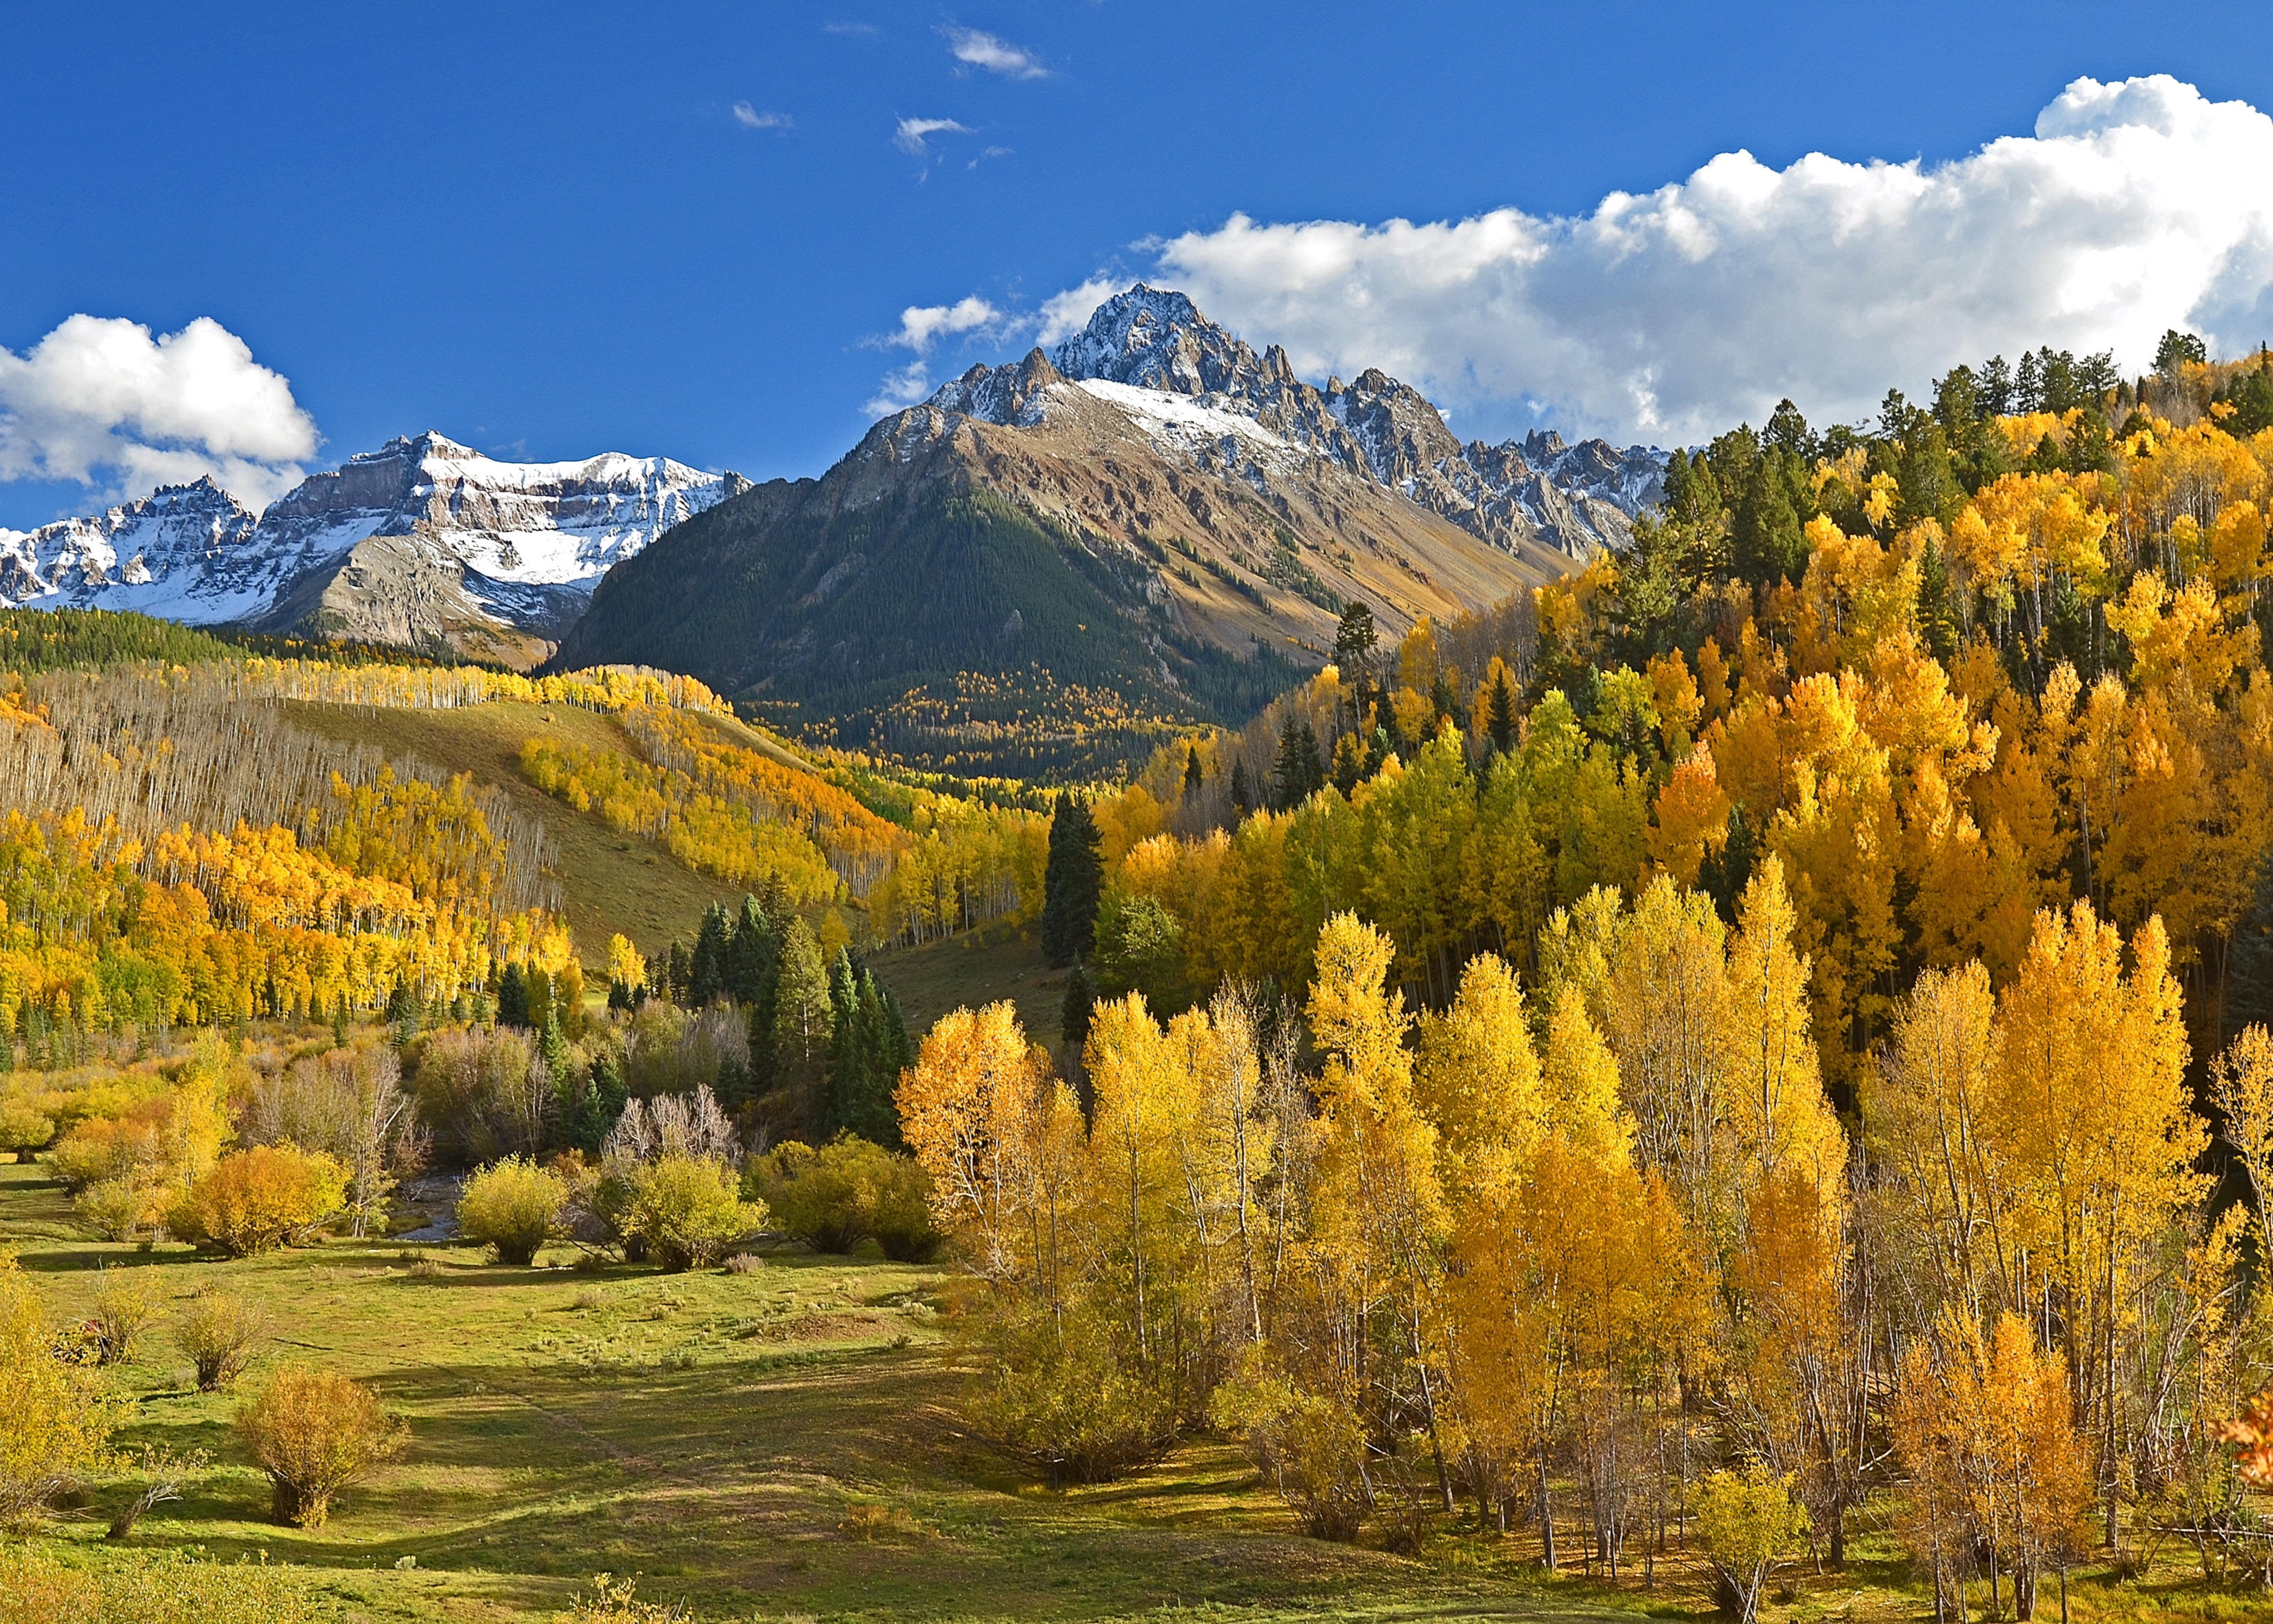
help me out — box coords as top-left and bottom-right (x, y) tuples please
(9, 331), (2273, 1619)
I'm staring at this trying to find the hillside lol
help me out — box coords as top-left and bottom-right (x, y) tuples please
(555, 288), (1606, 774)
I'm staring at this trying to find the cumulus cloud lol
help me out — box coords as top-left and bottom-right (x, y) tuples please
(732, 102), (791, 130)
(943, 27), (1048, 79)
(1046, 74), (2273, 446)
(893, 116), (972, 156)
(862, 296), (1003, 415)
(889, 296), (1001, 351)
(0, 314), (318, 509)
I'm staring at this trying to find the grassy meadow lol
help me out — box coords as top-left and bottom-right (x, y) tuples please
(5, 1141), (2262, 1624)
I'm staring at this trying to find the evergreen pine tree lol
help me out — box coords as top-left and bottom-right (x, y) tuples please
(1182, 743), (1205, 800)
(688, 903), (731, 1007)
(571, 1053), (628, 1153)
(773, 917), (835, 1131)
(1061, 959), (1096, 1051)
(1040, 794), (1103, 967)
(1482, 668), (1518, 754)
(666, 941), (691, 1006)
(823, 948), (864, 1138)
(1273, 715), (1319, 810)
(498, 963), (530, 1028)
(1229, 759), (1252, 818)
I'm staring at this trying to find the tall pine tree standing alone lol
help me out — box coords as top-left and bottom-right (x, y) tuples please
(1041, 794), (1103, 969)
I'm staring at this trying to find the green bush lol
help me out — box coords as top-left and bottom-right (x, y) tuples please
(455, 1157), (567, 1265)
(747, 1135), (941, 1261)
(622, 1154), (762, 1271)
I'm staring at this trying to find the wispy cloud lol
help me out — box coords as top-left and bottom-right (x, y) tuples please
(823, 20), (877, 36)
(893, 116), (972, 156)
(862, 296), (1004, 417)
(731, 102), (791, 131)
(942, 27), (1048, 79)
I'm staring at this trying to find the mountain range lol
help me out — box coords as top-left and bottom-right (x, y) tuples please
(0, 435), (740, 665)
(0, 287), (1667, 759)
(554, 287), (1666, 767)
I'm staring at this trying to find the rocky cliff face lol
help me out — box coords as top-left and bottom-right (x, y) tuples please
(0, 433), (742, 665)
(1007, 285), (1666, 561)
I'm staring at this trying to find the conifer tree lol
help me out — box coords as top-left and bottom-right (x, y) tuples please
(1183, 743), (1205, 800)
(773, 916), (835, 1127)
(1041, 794), (1103, 968)
(498, 963), (530, 1028)
(688, 902), (731, 1007)
(1061, 960), (1096, 1051)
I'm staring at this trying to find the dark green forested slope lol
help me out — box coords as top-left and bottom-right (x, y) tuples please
(553, 475), (1302, 777)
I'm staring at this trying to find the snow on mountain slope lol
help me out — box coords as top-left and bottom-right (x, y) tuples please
(0, 433), (742, 659)
(959, 285), (1669, 562)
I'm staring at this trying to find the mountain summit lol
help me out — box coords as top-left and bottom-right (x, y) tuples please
(0, 434), (740, 664)
(555, 285), (1662, 772)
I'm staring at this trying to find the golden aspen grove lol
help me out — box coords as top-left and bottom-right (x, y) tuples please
(8, 342), (2273, 1624)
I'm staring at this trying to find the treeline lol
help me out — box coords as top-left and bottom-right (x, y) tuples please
(902, 882), (2271, 1602)
(610, 892), (913, 1149)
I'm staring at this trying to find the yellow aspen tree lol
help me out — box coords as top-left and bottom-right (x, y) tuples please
(1722, 859), (1844, 1191)
(1991, 903), (2202, 1546)
(1202, 985), (1278, 1346)
(1085, 992), (1197, 1373)
(897, 1002), (1083, 1304)
(1307, 912), (1451, 1508)
(2210, 1024), (2273, 1245)
(1868, 963), (2012, 1320)
(1597, 876), (1727, 1231)
(1413, 952), (1542, 1189)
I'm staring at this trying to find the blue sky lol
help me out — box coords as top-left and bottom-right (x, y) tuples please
(5, 1), (2273, 528)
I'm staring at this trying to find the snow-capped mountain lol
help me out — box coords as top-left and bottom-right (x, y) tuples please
(559, 286), (1598, 726)
(0, 433), (743, 664)
(943, 285), (1666, 561)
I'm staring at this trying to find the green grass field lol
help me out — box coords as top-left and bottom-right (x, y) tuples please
(10, 1153), (2270, 1623)
(0, 1156), (1662, 1623)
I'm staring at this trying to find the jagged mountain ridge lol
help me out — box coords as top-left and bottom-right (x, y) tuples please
(1011, 284), (1666, 559)
(0, 433), (742, 665)
(554, 285), (1615, 772)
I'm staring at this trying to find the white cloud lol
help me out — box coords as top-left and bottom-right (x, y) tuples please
(862, 360), (939, 418)
(1037, 276), (1123, 345)
(1051, 74), (2273, 446)
(893, 116), (972, 156)
(862, 296), (1003, 418)
(732, 103), (791, 130)
(0, 314), (318, 509)
(888, 296), (1001, 351)
(943, 28), (1048, 79)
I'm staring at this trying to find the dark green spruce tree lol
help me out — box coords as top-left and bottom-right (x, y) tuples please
(1041, 794), (1103, 968)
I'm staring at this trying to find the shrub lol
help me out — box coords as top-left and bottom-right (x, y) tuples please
(622, 1154), (762, 1271)
(90, 1266), (163, 1364)
(78, 1175), (161, 1242)
(560, 1573), (691, 1622)
(170, 1146), (346, 1256)
(456, 1156), (567, 1265)
(1695, 1463), (1808, 1623)
(236, 1365), (407, 1528)
(0, 1255), (121, 1519)
(0, 1099), (54, 1157)
(407, 1025), (545, 1165)
(747, 1135), (942, 1261)
(722, 1252), (765, 1275)
(174, 1290), (269, 1391)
